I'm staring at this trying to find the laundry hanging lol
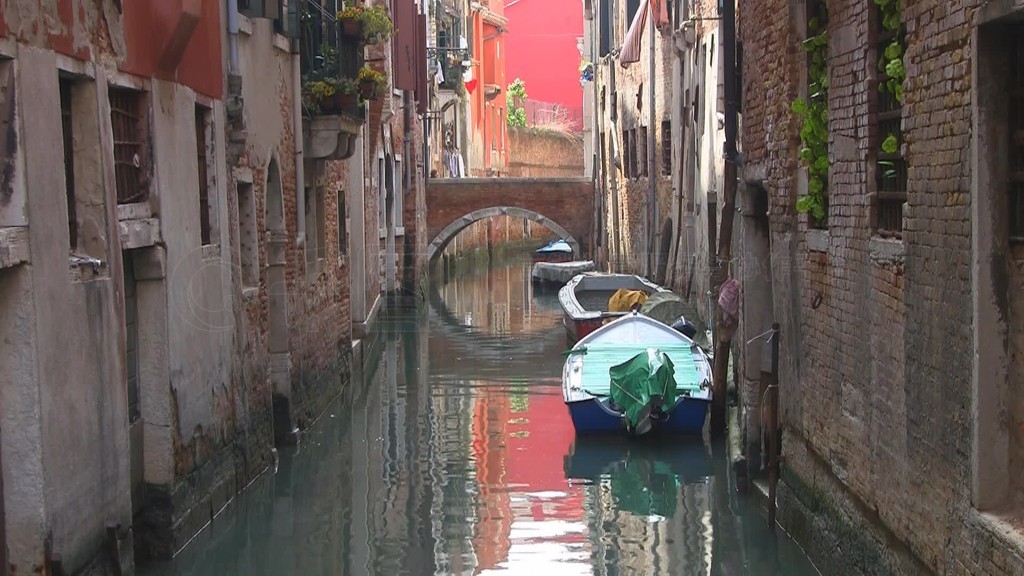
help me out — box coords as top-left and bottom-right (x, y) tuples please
(619, 0), (670, 68)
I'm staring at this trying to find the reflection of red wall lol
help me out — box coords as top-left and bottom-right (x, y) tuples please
(121, 1), (223, 98)
(472, 388), (513, 570)
(504, 0), (583, 112)
(506, 389), (584, 521)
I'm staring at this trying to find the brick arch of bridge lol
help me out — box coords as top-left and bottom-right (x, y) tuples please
(426, 177), (594, 262)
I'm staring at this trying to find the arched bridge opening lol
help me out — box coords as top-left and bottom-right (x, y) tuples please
(427, 207), (580, 263)
(426, 177), (595, 263)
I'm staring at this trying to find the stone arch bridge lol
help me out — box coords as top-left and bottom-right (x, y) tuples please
(426, 178), (595, 262)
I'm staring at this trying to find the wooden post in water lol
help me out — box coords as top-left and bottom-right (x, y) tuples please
(767, 322), (781, 527)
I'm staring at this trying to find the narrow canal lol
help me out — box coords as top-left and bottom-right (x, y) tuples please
(141, 258), (818, 576)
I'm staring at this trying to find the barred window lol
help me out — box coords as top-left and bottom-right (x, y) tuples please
(109, 87), (148, 205)
(195, 106), (212, 245)
(873, 5), (906, 238)
(661, 120), (671, 176)
(60, 78), (76, 248)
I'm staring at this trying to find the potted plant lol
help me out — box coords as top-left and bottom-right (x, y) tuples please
(359, 4), (393, 44)
(357, 66), (387, 100)
(304, 77), (359, 114)
(337, 3), (365, 38)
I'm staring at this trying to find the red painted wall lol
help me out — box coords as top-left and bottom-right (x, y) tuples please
(121, 1), (224, 99)
(504, 0), (583, 113)
(469, 1), (509, 173)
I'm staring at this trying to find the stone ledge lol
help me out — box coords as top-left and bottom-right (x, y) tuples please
(201, 243), (220, 260)
(869, 235), (905, 267)
(972, 510), (1024, 560)
(806, 228), (829, 253)
(117, 202), (152, 221)
(304, 114), (364, 160)
(119, 218), (162, 250)
(0, 226), (30, 268)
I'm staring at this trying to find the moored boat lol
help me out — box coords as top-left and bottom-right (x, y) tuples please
(532, 238), (574, 263)
(558, 272), (669, 344)
(562, 312), (712, 437)
(531, 260), (596, 289)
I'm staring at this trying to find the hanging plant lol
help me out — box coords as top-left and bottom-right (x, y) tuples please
(359, 5), (393, 44)
(337, 4), (366, 38)
(357, 66), (387, 100)
(792, 13), (829, 225)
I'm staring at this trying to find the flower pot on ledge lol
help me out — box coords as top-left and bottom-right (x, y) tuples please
(318, 92), (358, 115)
(359, 81), (380, 100)
(340, 19), (363, 40)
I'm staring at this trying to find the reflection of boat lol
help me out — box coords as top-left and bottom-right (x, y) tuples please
(558, 272), (670, 343)
(564, 435), (712, 486)
(532, 238), (574, 263)
(562, 312), (712, 436)
(565, 436), (711, 518)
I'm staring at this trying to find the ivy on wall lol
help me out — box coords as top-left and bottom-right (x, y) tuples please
(875, 0), (905, 104)
(792, 9), (829, 225)
(875, 0), (904, 180)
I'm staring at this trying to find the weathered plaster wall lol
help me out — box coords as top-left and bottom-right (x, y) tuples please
(593, 2), (673, 278)
(1, 46), (132, 573)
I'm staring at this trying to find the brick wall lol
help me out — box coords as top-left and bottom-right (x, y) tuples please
(507, 126), (585, 177)
(426, 178), (594, 258)
(737, 0), (1024, 574)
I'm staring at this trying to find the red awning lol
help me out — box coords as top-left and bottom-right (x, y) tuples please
(618, 0), (669, 68)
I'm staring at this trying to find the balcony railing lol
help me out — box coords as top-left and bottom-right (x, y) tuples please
(433, 2), (466, 91)
(299, 0), (362, 117)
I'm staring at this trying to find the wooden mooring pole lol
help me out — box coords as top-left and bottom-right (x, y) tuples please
(767, 322), (781, 527)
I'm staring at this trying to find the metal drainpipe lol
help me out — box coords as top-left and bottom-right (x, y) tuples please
(227, 0), (240, 74)
(293, 44), (306, 247)
(647, 4), (656, 278)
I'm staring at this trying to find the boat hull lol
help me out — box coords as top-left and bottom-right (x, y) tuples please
(559, 273), (669, 345)
(532, 252), (574, 264)
(567, 396), (709, 436)
(562, 313), (713, 438)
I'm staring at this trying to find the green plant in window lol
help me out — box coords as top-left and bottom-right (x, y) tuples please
(874, 0), (904, 177)
(792, 12), (829, 224)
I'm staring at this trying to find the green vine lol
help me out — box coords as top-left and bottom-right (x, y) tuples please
(875, 0), (904, 181)
(792, 10), (829, 224)
(874, 0), (905, 103)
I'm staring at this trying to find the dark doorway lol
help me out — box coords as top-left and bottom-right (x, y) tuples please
(123, 251), (144, 515)
(657, 218), (673, 285)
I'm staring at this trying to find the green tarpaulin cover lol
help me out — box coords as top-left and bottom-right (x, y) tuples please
(609, 349), (679, 430)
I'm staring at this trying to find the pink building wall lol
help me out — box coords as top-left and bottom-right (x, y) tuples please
(504, 0), (583, 119)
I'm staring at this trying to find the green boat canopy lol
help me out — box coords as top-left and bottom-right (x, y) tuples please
(609, 349), (679, 430)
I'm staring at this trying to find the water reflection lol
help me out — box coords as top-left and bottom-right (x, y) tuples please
(140, 258), (817, 576)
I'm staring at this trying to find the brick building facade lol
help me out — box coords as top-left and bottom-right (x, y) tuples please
(736, 0), (1024, 573)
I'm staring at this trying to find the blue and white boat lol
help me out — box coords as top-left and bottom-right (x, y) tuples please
(562, 311), (712, 436)
(532, 238), (574, 263)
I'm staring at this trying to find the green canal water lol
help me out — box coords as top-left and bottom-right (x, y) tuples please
(139, 259), (819, 576)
